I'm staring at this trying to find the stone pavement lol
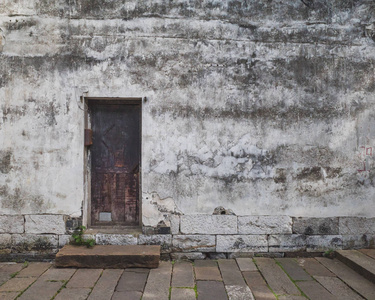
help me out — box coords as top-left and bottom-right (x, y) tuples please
(0, 257), (373, 300)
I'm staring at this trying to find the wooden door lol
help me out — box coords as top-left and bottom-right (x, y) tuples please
(89, 101), (140, 226)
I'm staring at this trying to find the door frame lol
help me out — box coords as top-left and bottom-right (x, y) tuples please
(83, 97), (143, 228)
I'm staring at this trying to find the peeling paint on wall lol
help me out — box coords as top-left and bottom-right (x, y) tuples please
(142, 192), (182, 227)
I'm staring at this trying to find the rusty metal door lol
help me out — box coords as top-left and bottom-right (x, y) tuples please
(89, 101), (140, 226)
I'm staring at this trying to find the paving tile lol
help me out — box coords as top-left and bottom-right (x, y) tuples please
(172, 261), (195, 288)
(54, 288), (91, 300)
(40, 267), (76, 281)
(88, 269), (123, 300)
(226, 285), (254, 300)
(0, 278), (13, 287)
(18, 279), (64, 300)
(194, 260), (218, 267)
(275, 258), (312, 281)
(0, 277), (36, 292)
(255, 258), (300, 296)
(243, 271), (276, 300)
(218, 259), (247, 287)
(197, 281), (228, 300)
(124, 268), (150, 273)
(16, 263), (51, 278)
(0, 264), (24, 285)
(17, 266), (75, 300)
(0, 275), (10, 286)
(359, 248), (375, 260)
(0, 292), (19, 300)
(111, 291), (142, 300)
(66, 269), (102, 288)
(314, 276), (363, 300)
(194, 260), (222, 281)
(0, 264), (24, 275)
(296, 258), (335, 277)
(236, 258), (257, 272)
(171, 288), (196, 300)
(143, 261), (172, 300)
(116, 268), (149, 292)
(278, 296), (306, 300)
(219, 259), (254, 299)
(316, 258), (375, 299)
(296, 281), (336, 300)
(336, 249), (375, 283)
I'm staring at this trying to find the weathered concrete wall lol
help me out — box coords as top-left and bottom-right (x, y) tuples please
(1, 1), (375, 234)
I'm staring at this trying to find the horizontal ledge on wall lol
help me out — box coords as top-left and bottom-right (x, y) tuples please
(85, 97), (143, 101)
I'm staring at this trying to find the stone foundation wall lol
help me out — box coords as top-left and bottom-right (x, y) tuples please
(0, 214), (373, 260)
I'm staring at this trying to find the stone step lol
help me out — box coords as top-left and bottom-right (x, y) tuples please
(55, 245), (160, 269)
(335, 249), (375, 284)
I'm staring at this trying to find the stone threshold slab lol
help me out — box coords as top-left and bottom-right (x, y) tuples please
(336, 250), (375, 284)
(55, 245), (160, 269)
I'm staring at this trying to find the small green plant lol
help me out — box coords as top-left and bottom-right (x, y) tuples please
(71, 226), (95, 248)
(323, 249), (335, 258)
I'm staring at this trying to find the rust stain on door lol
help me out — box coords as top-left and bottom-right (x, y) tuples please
(89, 101), (140, 226)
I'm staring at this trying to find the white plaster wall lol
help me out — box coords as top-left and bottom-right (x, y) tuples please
(0, 1), (375, 220)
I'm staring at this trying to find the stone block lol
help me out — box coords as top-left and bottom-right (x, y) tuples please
(216, 235), (268, 252)
(138, 234), (172, 253)
(207, 253), (227, 259)
(238, 216), (292, 234)
(55, 245), (160, 268)
(156, 225), (170, 234)
(58, 235), (72, 248)
(172, 235), (215, 252)
(0, 215), (24, 234)
(342, 234), (375, 250)
(64, 218), (82, 233)
(268, 235), (307, 252)
(180, 215), (237, 234)
(11, 234), (58, 252)
(293, 217), (339, 235)
(169, 215), (180, 234)
(339, 217), (375, 235)
(0, 234), (11, 249)
(171, 252), (206, 260)
(81, 234), (96, 242)
(25, 215), (65, 234)
(306, 235), (343, 252)
(228, 252), (254, 259)
(96, 234), (137, 245)
(255, 252), (285, 258)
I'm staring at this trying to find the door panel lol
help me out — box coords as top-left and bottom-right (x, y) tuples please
(90, 102), (140, 226)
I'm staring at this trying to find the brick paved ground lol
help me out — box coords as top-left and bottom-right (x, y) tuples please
(0, 257), (373, 299)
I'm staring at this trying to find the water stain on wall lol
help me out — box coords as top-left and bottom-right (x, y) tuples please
(0, 150), (12, 174)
